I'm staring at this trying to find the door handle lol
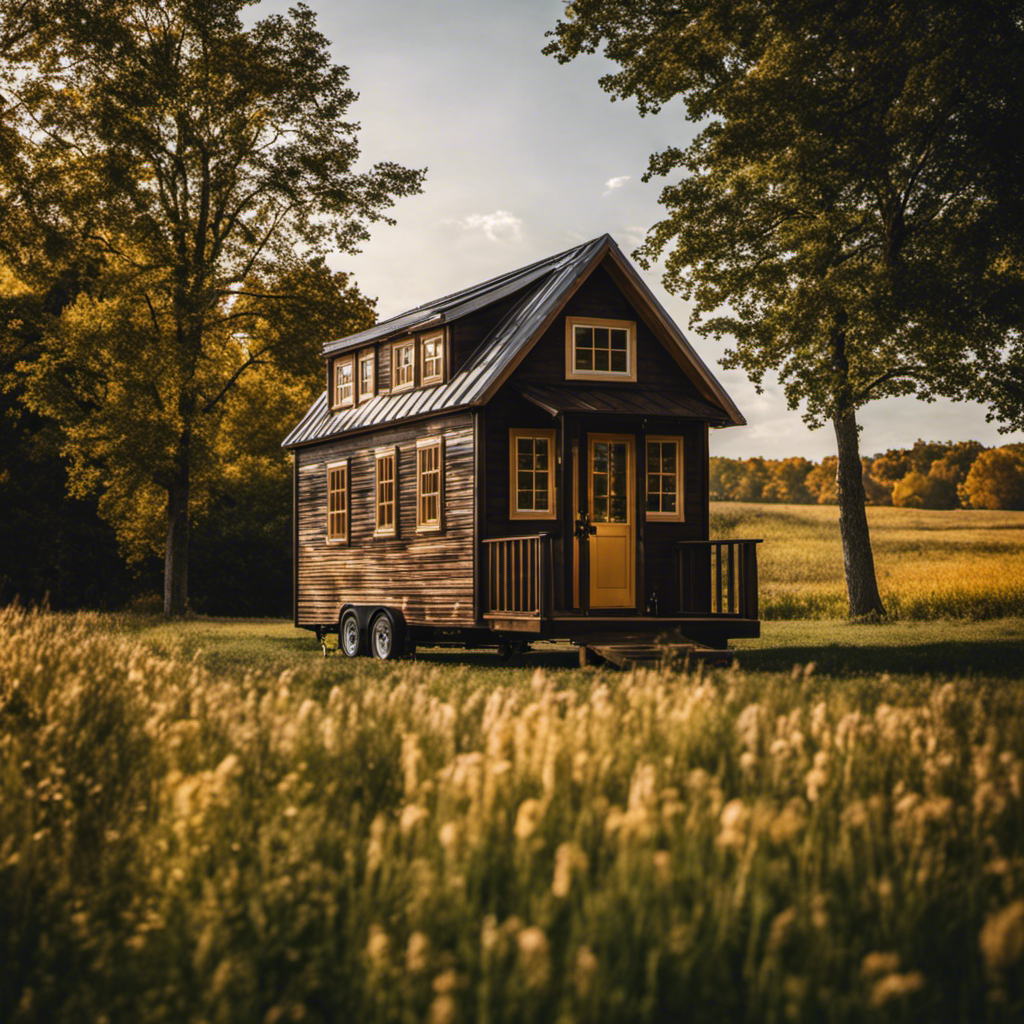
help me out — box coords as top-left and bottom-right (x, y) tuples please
(574, 512), (597, 540)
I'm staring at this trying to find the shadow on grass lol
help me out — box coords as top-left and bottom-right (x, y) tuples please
(736, 638), (1023, 679)
(411, 645), (582, 671)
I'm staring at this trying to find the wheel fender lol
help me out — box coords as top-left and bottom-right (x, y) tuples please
(342, 604), (408, 652)
(369, 606), (407, 654)
(338, 603), (361, 638)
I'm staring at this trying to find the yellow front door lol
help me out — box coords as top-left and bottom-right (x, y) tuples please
(588, 434), (635, 608)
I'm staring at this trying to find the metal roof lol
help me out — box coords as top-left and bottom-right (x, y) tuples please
(283, 234), (744, 449)
(321, 237), (605, 356)
(513, 383), (731, 424)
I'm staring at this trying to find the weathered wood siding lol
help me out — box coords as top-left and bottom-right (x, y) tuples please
(295, 413), (475, 629)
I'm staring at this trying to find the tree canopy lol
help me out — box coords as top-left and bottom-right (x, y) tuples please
(1, 0), (424, 614)
(547, 0), (1024, 616)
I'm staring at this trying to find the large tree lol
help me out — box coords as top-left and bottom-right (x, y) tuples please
(1, 0), (423, 615)
(546, 0), (1024, 616)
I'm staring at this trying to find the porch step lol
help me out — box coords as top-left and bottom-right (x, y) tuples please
(580, 638), (733, 669)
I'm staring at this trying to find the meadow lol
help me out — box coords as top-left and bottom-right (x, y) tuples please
(3, 506), (1023, 1021)
(3, 605), (1024, 1023)
(710, 502), (1024, 620)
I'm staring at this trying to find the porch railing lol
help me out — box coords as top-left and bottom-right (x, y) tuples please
(677, 539), (762, 619)
(483, 533), (553, 618)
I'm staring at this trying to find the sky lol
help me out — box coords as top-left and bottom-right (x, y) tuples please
(258, 0), (1022, 461)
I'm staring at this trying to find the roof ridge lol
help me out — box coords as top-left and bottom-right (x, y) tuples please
(322, 235), (610, 352)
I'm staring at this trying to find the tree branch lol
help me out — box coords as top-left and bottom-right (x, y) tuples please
(854, 365), (932, 402)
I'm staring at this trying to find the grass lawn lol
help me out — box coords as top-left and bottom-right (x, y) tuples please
(115, 612), (1024, 683)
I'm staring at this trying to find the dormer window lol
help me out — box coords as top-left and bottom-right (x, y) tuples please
(565, 317), (636, 382)
(332, 355), (354, 409)
(358, 349), (375, 402)
(421, 331), (444, 385)
(392, 338), (415, 391)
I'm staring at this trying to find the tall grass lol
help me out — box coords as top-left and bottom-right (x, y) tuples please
(3, 607), (1024, 1022)
(710, 503), (1024, 619)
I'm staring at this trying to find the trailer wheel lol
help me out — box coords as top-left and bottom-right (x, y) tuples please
(339, 609), (362, 658)
(369, 611), (398, 660)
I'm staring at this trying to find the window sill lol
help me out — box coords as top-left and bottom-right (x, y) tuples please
(565, 370), (635, 383)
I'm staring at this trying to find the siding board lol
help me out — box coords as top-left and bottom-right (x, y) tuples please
(296, 413), (475, 629)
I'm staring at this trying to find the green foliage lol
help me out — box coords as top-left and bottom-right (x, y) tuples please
(546, 0), (1024, 430)
(3, 607), (1024, 1022)
(1, 0), (424, 614)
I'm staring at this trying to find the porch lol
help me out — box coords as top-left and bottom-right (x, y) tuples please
(482, 534), (762, 646)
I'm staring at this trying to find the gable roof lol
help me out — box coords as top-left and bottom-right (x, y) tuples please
(283, 234), (744, 448)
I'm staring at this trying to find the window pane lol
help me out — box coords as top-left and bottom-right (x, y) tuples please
(535, 491), (548, 511)
(663, 446), (675, 473)
(534, 441), (548, 470)
(517, 488), (533, 511)
(611, 329), (627, 350)
(663, 492), (676, 513)
(648, 445), (659, 474)
(595, 348), (609, 371)
(518, 452), (533, 471)
(574, 325), (590, 346)
(534, 471), (548, 493)
(517, 437), (532, 457)
(610, 350), (626, 372)
(594, 327), (609, 349)
(576, 348), (592, 370)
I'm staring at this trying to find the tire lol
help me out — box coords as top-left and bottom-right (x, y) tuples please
(369, 610), (398, 660)
(340, 609), (361, 658)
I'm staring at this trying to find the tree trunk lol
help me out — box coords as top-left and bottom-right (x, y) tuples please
(832, 407), (886, 618)
(163, 457), (189, 618)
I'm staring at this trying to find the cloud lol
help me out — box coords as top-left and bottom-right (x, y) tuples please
(603, 175), (631, 196)
(458, 210), (524, 242)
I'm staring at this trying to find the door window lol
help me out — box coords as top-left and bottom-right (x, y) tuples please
(591, 440), (630, 523)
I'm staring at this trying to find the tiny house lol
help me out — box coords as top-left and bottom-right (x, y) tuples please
(283, 235), (760, 659)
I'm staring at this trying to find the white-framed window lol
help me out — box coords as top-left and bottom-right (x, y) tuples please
(421, 331), (444, 385)
(565, 316), (636, 381)
(358, 349), (375, 402)
(392, 338), (415, 391)
(416, 437), (443, 531)
(374, 447), (398, 536)
(332, 355), (354, 409)
(327, 460), (349, 542)
(646, 436), (683, 520)
(509, 428), (557, 520)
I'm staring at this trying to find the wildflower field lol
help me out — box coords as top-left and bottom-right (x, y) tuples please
(3, 607), (1024, 1022)
(711, 502), (1024, 620)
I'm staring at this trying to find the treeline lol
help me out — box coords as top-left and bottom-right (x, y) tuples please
(711, 440), (1024, 509)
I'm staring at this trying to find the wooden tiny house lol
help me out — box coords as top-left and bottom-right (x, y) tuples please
(283, 235), (761, 659)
